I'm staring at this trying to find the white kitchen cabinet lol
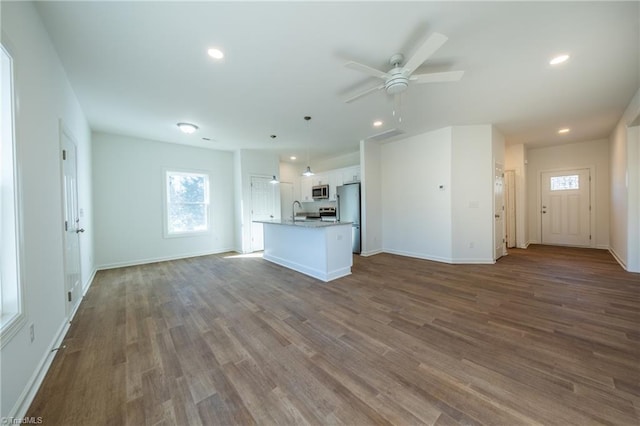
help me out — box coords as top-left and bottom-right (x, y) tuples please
(329, 170), (343, 200)
(300, 176), (313, 202)
(312, 174), (328, 187)
(342, 166), (361, 184)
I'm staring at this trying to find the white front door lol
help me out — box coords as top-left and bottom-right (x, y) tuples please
(541, 169), (590, 246)
(61, 126), (82, 316)
(250, 176), (276, 252)
(494, 163), (505, 260)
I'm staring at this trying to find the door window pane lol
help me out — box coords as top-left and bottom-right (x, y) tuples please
(550, 175), (579, 191)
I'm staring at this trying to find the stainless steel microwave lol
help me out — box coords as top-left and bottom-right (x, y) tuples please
(312, 184), (329, 199)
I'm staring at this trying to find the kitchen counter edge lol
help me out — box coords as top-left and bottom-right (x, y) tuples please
(253, 219), (352, 228)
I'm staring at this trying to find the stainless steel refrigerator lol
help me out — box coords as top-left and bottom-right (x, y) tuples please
(337, 182), (361, 254)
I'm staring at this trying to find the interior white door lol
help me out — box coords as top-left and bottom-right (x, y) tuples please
(494, 163), (505, 260)
(505, 170), (516, 248)
(541, 169), (590, 246)
(61, 126), (83, 316)
(250, 176), (276, 252)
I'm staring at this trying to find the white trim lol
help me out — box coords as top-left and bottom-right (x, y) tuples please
(381, 248), (495, 264)
(537, 166), (596, 248)
(162, 168), (212, 239)
(262, 253), (351, 282)
(383, 248), (454, 264)
(609, 247), (627, 270)
(360, 249), (383, 257)
(0, 40), (26, 347)
(82, 268), (97, 295)
(96, 248), (235, 270)
(7, 318), (70, 420)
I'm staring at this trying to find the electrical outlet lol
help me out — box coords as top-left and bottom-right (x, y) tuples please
(29, 323), (35, 343)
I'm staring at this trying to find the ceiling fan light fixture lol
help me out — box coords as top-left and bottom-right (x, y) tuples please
(385, 71), (409, 94)
(207, 48), (224, 59)
(177, 122), (198, 134)
(550, 54), (570, 65)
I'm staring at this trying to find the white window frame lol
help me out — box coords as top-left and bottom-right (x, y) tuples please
(1, 41), (26, 346)
(163, 169), (211, 238)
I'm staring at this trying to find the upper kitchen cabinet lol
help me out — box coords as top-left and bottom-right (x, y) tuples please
(300, 176), (313, 202)
(312, 174), (328, 187)
(298, 166), (360, 202)
(342, 166), (360, 184)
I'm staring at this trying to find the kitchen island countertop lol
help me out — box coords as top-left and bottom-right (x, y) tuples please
(254, 219), (351, 228)
(253, 220), (352, 282)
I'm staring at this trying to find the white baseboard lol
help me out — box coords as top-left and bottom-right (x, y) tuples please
(383, 248), (454, 264)
(609, 247), (627, 270)
(8, 319), (69, 420)
(359, 249), (383, 257)
(96, 248), (235, 270)
(82, 268), (97, 295)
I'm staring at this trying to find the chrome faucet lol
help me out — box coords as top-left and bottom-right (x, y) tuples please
(292, 200), (302, 222)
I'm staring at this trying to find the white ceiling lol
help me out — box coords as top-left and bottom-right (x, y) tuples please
(36, 1), (639, 163)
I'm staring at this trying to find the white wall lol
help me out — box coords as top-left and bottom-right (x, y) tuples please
(235, 149), (280, 253)
(505, 144), (528, 247)
(313, 151), (359, 172)
(451, 126), (494, 262)
(92, 133), (235, 268)
(628, 125), (639, 271)
(381, 127), (453, 262)
(609, 88), (640, 272)
(360, 140), (382, 256)
(526, 139), (610, 248)
(1, 1), (93, 418)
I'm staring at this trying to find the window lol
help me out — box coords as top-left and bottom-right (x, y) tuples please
(1, 43), (25, 344)
(165, 170), (210, 236)
(550, 175), (579, 191)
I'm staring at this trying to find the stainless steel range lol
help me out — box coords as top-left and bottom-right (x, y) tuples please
(319, 207), (337, 222)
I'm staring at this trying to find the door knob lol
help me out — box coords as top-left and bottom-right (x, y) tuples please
(494, 214), (500, 218)
(76, 228), (85, 233)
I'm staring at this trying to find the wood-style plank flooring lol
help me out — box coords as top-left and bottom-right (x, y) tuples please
(28, 245), (640, 425)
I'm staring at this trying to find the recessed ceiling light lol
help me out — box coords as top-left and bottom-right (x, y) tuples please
(207, 48), (224, 59)
(177, 122), (198, 134)
(290, 156), (297, 160)
(550, 54), (570, 65)
(373, 120), (383, 127)
(558, 128), (571, 134)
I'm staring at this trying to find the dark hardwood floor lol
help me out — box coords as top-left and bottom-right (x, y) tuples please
(28, 245), (640, 425)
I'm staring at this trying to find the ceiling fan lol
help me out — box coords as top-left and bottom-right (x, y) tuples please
(344, 32), (464, 103)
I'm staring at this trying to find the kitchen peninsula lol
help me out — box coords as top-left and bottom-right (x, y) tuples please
(254, 219), (352, 282)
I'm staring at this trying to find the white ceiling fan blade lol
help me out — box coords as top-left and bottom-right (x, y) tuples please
(344, 83), (384, 103)
(410, 70), (465, 83)
(403, 32), (448, 75)
(345, 61), (389, 79)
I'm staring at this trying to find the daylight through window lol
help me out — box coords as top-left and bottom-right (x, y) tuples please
(165, 171), (210, 235)
(550, 175), (579, 191)
(1, 43), (24, 338)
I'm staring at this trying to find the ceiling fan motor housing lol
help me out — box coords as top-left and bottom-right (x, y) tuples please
(385, 67), (409, 94)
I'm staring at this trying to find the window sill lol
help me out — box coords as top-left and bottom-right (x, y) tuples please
(0, 311), (26, 349)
